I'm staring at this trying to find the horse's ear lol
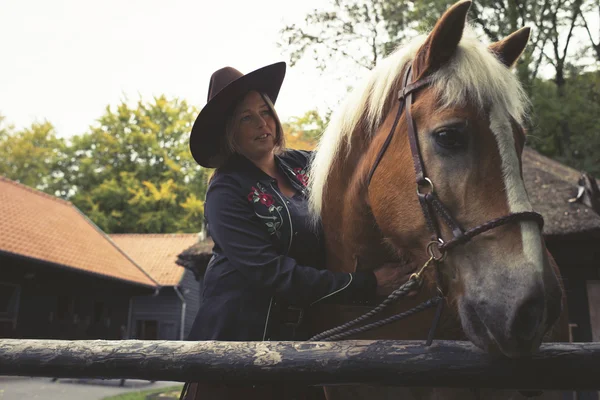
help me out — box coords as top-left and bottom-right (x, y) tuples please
(489, 27), (531, 68)
(413, 0), (471, 79)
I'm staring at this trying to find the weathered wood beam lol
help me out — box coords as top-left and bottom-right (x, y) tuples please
(0, 339), (599, 390)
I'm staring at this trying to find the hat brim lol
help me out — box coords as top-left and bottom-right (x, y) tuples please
(190, 62), (286, 168)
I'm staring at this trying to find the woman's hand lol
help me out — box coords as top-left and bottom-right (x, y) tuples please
(373, 262), (418, 297)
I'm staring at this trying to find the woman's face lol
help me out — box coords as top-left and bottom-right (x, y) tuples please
(233, 91), (277, 161)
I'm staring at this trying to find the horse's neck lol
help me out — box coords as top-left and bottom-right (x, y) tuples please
(320, 131), (403, 273)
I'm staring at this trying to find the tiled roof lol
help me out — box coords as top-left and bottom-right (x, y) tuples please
(110, 234), (201, 286)
(523, 148), (600, 236)
(0, 177), (157, 286)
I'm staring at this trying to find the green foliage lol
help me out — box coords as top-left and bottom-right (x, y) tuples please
(283, 109), (330, 141)
(0, 114), (9, 135)
(0, 119), (70, 196)
(529, 70), (600, 176)
(282, 109), (331, 151)
(64, 96), (210, 233)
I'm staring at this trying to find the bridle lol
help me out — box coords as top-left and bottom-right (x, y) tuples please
(310, 63), (544, 343)
(368, 63), (544, 255)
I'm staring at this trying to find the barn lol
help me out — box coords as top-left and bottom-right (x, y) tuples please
(0, 177), (157, 340)
(111, 234), (204, 340)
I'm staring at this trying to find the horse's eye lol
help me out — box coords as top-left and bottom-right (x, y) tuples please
(434, 129), (467, 150)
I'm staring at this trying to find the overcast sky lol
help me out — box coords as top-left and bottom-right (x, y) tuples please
(1, 0), (364, 138)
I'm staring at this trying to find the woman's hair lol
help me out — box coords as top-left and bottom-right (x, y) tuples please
(222, 92), (285, 161)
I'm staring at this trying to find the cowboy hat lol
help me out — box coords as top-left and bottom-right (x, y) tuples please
(189, 61), (286, 168)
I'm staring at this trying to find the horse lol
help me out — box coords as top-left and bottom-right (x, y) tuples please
(306, 1), (569, 399)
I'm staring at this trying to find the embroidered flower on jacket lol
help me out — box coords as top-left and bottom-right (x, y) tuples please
(247, 183), (284, 237)
(293, 167), (308, 187)
(259, 193), (274, 207)
(247, 186), (275, 207)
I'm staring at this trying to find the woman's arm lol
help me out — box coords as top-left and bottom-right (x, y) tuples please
(205, 176), (377, 306)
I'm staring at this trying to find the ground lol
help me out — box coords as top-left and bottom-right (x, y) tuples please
(0, 376), (182, 400)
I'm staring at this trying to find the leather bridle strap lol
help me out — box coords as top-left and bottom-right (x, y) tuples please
(365, 67), (434, 188)
(403, 66), (449, 240)
(439, 210), (544, 252)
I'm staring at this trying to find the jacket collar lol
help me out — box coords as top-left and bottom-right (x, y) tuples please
(226, 153), (303, 190)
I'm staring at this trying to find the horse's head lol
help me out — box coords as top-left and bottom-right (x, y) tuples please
(310, 0), (564, 358)
(370, 0), (563, 358)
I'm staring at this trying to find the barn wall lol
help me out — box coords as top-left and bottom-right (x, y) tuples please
(130, 289), (180, 340)
(547, 235), (600, 343)
(179, 268), (202, 339)
(587, 281), (600, 342)
(129, 269), (202, 340)
(0, 253), (152, 340)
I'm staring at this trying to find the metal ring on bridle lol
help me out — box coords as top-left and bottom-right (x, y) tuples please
(416, 177), (434, 195)
(427, 240), (446, 261)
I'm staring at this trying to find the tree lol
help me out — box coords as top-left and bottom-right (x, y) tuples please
(283, 109), (332, 151)
(409, 0), (563, 90)
(78, 172), (203, 233)
(0, 119), (70, 196)
(578, 0), (600, 62)
(64, 96), (210, 233)
(284, 109), (330, 140)
(280, 0), (587, 92)
(529, 69), (600, 176)
(279, 0), (411, 72)
(0, 114), (10, 136)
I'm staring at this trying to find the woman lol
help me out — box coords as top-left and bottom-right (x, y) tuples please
(182, 62), (413, 399)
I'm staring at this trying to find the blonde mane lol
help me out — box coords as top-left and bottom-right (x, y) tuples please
(308, 27), (529, 219)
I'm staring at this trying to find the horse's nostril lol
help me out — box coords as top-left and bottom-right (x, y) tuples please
(511, 295), (545, 342)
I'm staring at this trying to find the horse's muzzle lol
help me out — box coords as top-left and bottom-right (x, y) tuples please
(458, 278), (555, 358)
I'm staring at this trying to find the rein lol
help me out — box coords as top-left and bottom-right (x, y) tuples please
(310, 63), (544, 343)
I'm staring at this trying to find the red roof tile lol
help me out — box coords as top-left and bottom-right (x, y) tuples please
(0, 177), (156, 287)
(110, 234), (200, 286)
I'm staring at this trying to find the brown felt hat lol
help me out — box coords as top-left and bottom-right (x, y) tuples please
(189, 62), (286, 168)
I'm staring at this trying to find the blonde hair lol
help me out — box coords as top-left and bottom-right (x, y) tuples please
(222, 92), (286, 161)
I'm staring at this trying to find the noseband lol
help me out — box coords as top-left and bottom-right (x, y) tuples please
(310, 63), (544, 343)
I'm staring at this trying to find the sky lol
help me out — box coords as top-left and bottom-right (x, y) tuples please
(0, 0), (363, 138)
(2, 1), (597, 139)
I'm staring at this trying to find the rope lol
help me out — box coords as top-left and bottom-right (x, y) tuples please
(318, 297), (442, 341)
(309, 278), (421, 341)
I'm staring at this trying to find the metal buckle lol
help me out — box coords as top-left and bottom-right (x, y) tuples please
(426, 239), (446, 262)
(416, 177), (434, 196)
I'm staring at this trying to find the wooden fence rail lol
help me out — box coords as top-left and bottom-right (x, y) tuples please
(0, 339), (599, 390)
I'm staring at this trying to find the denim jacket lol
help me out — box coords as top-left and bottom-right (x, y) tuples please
(187, 150), (377, 341)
